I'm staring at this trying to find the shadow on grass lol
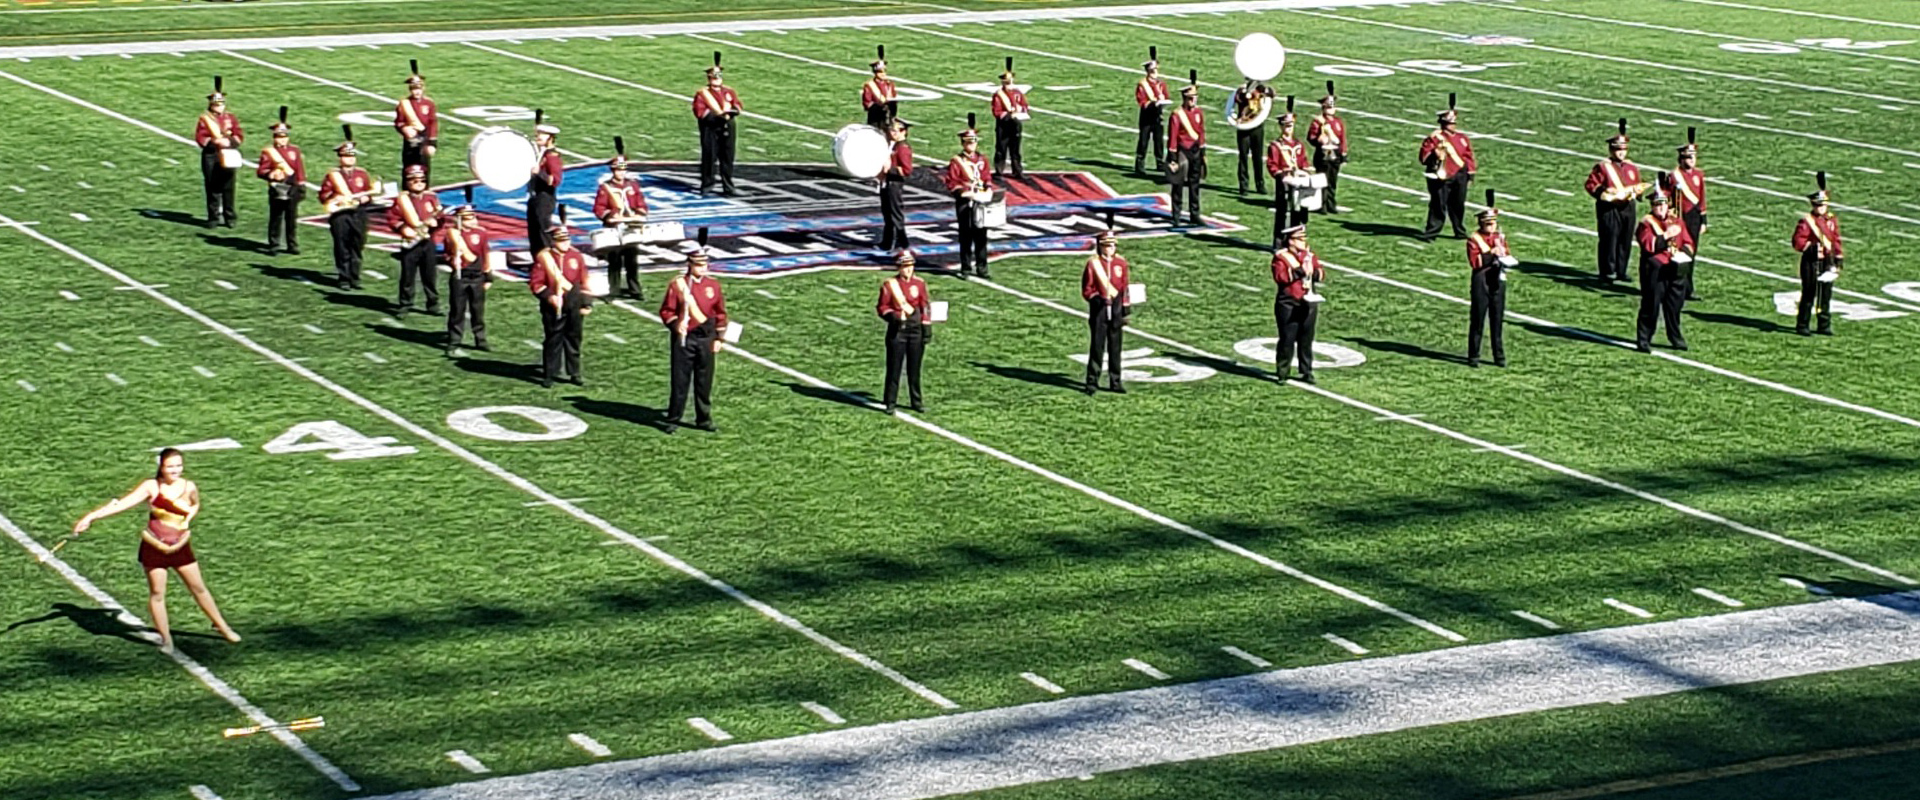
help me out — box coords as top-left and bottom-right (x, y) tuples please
(1344, 336), (1472, 366)
(970, 361), (1086, 393)
(3, 603), (151, 646)
(566, 395), (675, 433)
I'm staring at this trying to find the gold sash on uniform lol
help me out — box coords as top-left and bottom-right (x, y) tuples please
(864, 79), (894, 104)
(1173, 108), (1201, 144)
(198, 113), (227, 141)
(698, 87), (728, 117)
(885, 278), (917, 318)
(1433, 133), (1466, 168)
(1803, 213), (1834, 254)
(995, 88), (1017, 115)
(398, 97), (427, 134)
(1088, 256), (1117, 299)
(324, 169), (360, 212)
(1671, 170), (1701, 206)
(1600, 160), (1630, 194)
(1139, 78), (1164, 103)
(449, 229), (479, 268)
(395, 192), (429, 238)
(673, 275), (709, 335)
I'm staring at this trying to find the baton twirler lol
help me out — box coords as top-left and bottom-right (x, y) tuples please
(224, 716), (324, 739)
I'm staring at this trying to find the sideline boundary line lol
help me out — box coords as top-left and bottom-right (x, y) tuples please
(0, 211), (957, 711)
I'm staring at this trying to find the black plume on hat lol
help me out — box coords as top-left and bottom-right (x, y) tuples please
(1005, 56), (1013, 72)
(877, 44), (885, 61)
(463, 186), (474, 205)
(1617, 117), (1628, 136)
(534, 108), (544, 126)
(614, 135), (626, 155)
(697, 226), (710, 247)
(410, 58), (419, 76)
(1286, 95), (1295, 112)
(1325, 79), (1335, 97)
(1448, 92), (1456, 109)
(278, 105), (288, 123)
(968, 112), (977, 129)
(714, 51), (722, 67)
(1687, 126), (1697, 144)
(213, 75), (223, 93)
(1485, 188), (1496, 208)
(1149, 45), (1158, 62)
(1816, 170), (1828, 190)
(1188, 68), (1197, 85)
(341, 123), (354, 142)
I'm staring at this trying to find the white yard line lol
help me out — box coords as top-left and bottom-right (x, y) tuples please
(568, 733), (613, 758)
(0, 212), (958, 711)
(603, 332), (628, 344)
(0, 510), (359, 791)
(1021, 672), (1066, 694)
(1123, 658), (1171, 680)
(1221, 646), (1272, 668)
(1693, 587), (1746, 607)
(1322, 633), (1369, 655)
(1510, 610), (1562, 630)
(970, 275), (1916, 585)
(445, 750), (489, 774)
(359, 594), (1920, 800)
(688, 717), (735, 742)
(1604, 597), (1656, 619)
(801, 702), (848, 725)
(602, 298), (1464, 642)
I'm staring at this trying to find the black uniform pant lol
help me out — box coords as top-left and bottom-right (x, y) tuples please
(884, 319), (927, 408)
(201, 146), (237, 226)
(1235, 127), (1265, 195)
(1272, 190), (1308, 245)
(1135, 106), (1165, 171)
(1468, 267), (1506, 362)
(1596, 201), (1637, 281)
(1312, 150), (1343, 213)
(954, 198), (988, 276)
(699, 117), (736, 192)
(1797, 253), (1835, 333)
(266, 191), (300, 252)
(878, 180), (907, 252)
(526, 191), (556, 253)
(1636, 256), (1686, 347)
(1085, 296), (1126, 386)
(540, 289), (585, 381)
(396, 240), (439, 311)
(994, 117), (1025, 178)
(1170, 147), (1203, 224)
(605, 246), (641, 298)
(1274, 296), (1318, 380)
(668, 329), (717, 425)
(1681, 209), (1704, 296)
(1423, 173), (1469, 238)
(401, 140), (431, 179)
(328, 209), (366, 286)
(447, 272), (489, 348)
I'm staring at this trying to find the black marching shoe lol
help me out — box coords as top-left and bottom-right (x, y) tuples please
(910, 402), (925, 413)
(1670, 340), (1689, 352)
(884, 403), (897, 415)
(1467, 358), (1480, 368)
(474, 342), (491, 352)
(1635, 341), (1653, 353)
(1816, 328), (1834, 336)
(1299, 373), (1316, 385)
(1795, 327), (1811, 336)
(1083, 380), (1099, 395)
(1494, 356), (1507, 368)
(695, 420), (718, 433)
(1108, 378), (1126, 394)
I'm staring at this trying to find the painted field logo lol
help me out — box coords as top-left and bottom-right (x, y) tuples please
(1450, 34), (1532, 46)
(307, 160), (1238, 276)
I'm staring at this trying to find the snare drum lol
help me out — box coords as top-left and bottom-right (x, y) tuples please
(218, 148), (243, 169)
(468, 127), (538, 192)
(632, 220), (684, 243)
(981, 199), (1008, 228)
(590, 227), (623, 253)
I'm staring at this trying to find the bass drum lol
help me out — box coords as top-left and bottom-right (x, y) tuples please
(833, 123), (891, 179)
(468, 127), (538, 192)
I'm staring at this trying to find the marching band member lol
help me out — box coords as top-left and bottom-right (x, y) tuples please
(694, 53), (743, 195)
(1663, 128), (1708, 300)
(1081, 229), (1131, 394)
(386, 164), (443, 315)
(863, 49), (899, 130)
(443, 199), (492, 353)
(1634, 186), (1694, 352)
(395, 63), (439, 178)
(594, 144), (649, 300)
(1307, 82), (1348, 214)
(255, 107), (305, 256)
(1792, 181), (1844, 337)
(1265, 97), (1312, 239)
(1418, 97), (1474, 241)
(1133, 49), (1170, 175)
(530, 213), (590, 387)
(991, 63), (1029, 181)
(659, 238), (728, 433)
(1167, 78), (1206, 228)
(1465, 194), (1512, 368)
(1585, 121), (1648, 284)
(526, 115), (563, 253)
(943, 116), (994, 279)
(877, 119), (913, 255)
(71, 448), (240, 653)
(877, 249), (933, 413)
(194, 77), (244, 229)
(1272, 224), (1324, 384)
(1232, 80), (1269, 196)
(319, 130), (375, 290)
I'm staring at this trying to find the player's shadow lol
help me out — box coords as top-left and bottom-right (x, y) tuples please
(970, 361), (1086, 393)
(1512, 260), (1640, 297)
(247, 261), (333, 286)
(201, 234), (271, 254)
(135, 208), (210, 228)
(1688, 309), (1793, 334)
(564, 396), (674, 433)
(450, 354), (545, 386)
(318, 289), (398, 314)
(1777, 574), (1909, 599)
(1057, 156), (1141, 175)
(3, 603), (152, 646)
(1329, 218), (1430, 239)
(366, 323), (444, 350)
(777, 381), (878, 411)
(1343, 336), (1472, 366)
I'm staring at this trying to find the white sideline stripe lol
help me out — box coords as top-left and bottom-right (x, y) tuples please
(569, 733), (613, 758)
(1380, 199), (1409, 208)
(801, 702), (847, 725)
(1543, 187), (1573, 197)
(1604, 598), (1656, 619)
(689, 718), (734, 742)
(1694, 588), (1746, 608)
(523, 339), (542, 350)
(0, 213), (958, 711)
(446, 750), (490, 774)
(1510, 610), (1561, 630)
(1025, 269), (1053, 278)
(0, 510), (359, 791)
(1222, 646), (1272, 668)
(359, 596), (1920, 800)
(1123, 658), (1170, 680)
(970, 274), (1916, 586)
(1322, 633), (1369, 655)
(188, 786), (223, 800)
(1021, 672), (1066, 694)
(603, 332), (628, 344)
(601, 297), (1464, 642)
(0, 0), (1466, 58)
